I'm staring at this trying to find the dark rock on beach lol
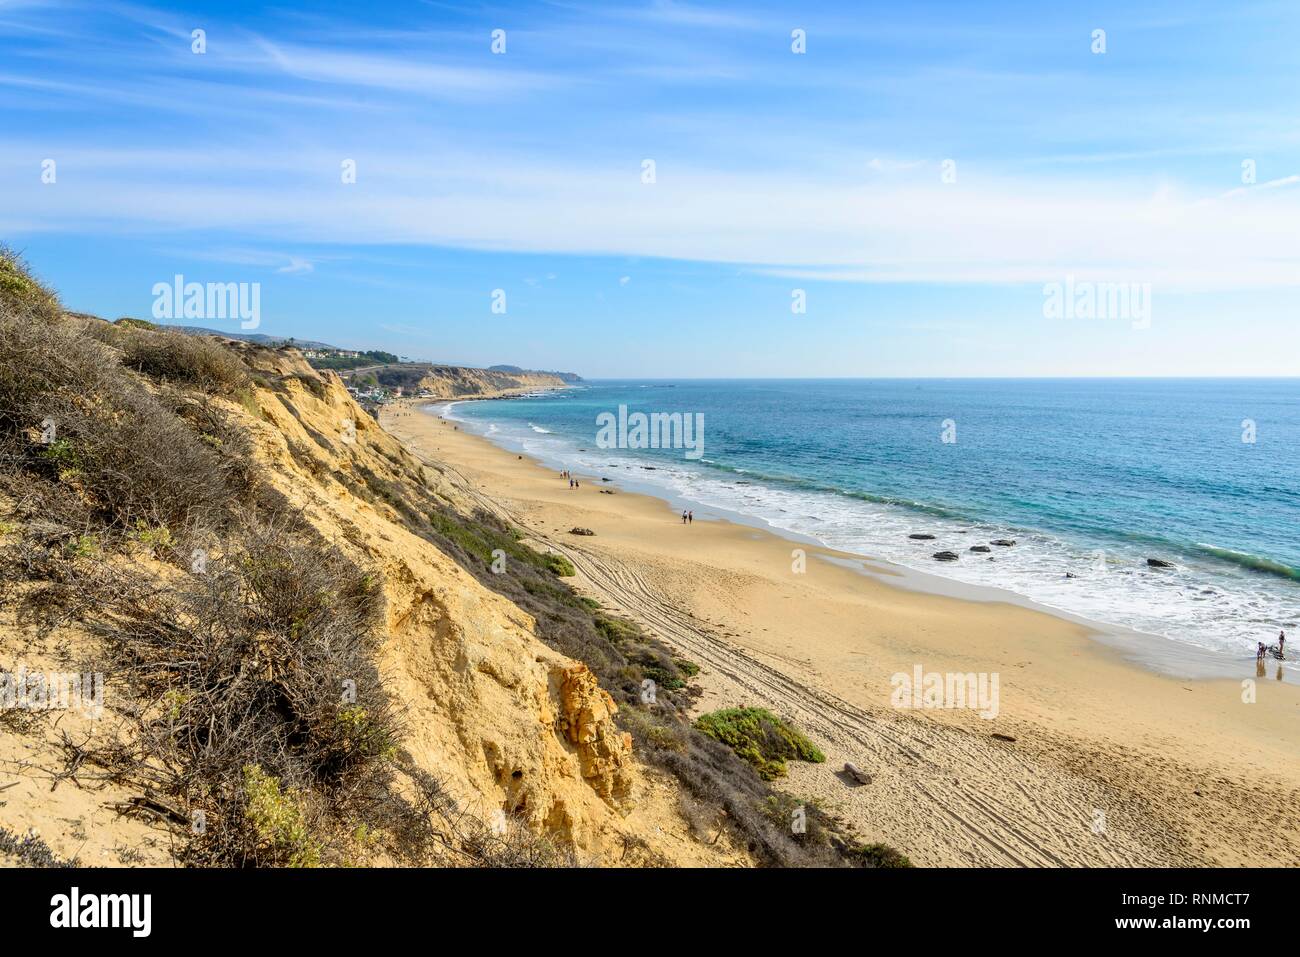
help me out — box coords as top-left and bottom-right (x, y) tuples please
(933, 551), (959, 561)
(969, 545), (991, 553)
(1147, 558), (1175, 568)
(569, 527), (595, 536)
(842, 763), (872, 786)
(991, 539), (1016, 547)
(908, 533), (936, 540)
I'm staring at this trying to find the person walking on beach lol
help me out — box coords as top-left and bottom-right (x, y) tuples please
(1258, 641), (1268, 662)
(681, 510), (688, 524)
(688, 510), (693, 524)
(1278, 630), (1287, 659)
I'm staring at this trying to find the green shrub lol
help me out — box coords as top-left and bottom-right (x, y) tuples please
(846, 842), (913, 868)
(129, 520), (174, 553)
(541, 552), (575, 576)
(242, 764), (322, 868)
(694, 707), (825, 780)
(0, 246), (58, 314)
(115, 317), (157, 330)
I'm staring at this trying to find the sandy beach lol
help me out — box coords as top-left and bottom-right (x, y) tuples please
(381, 400), (1300, 867)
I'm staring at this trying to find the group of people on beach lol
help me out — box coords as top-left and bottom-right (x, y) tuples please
(558, 469), (699, 525)
(1258, 630), (1286, 661)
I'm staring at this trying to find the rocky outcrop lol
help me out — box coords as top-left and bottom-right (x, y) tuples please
(559, 665), (633, 806)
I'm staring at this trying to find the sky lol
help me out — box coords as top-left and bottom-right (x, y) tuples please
(1, 0), (1298, 377)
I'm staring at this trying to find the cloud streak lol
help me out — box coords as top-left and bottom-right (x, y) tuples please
(3, 0), (1299, 296)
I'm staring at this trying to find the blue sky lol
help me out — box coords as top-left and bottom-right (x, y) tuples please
(2, 0), (1298, 376)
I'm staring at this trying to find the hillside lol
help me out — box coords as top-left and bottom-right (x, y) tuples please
(0, 251), (878, 868)
(488, 365), (583, 384)
(355, 363), (572, 399)
(164, 327), (343, 351)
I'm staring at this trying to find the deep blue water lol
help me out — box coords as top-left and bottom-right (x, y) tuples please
(445, 379), (1300, 658)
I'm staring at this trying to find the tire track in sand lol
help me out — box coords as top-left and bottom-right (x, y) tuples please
(557, 540), (1162, 866)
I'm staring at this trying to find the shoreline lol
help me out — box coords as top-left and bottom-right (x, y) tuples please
(433, 396), (1286, 683)
(382, 397), (1300, 867)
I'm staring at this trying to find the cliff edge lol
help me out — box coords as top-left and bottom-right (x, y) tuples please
(0, 274), (735, 866)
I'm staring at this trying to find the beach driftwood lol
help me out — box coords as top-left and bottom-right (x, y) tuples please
(842, 762), (872, 785)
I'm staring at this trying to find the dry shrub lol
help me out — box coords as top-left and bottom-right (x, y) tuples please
(81, 516), (399, 866)
(119, 326), (250, 395)
(0, 302), (248, 542)
(0, 264), (410, 866)
(391, 763), (579, 868)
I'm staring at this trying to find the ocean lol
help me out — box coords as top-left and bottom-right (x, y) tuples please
(440, 378), (1300, 663)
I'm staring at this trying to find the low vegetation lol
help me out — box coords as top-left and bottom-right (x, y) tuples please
(119, 324), (251, 395)
(0, 826), (79, 868)
(307, 349), (397, 371)
(0, 246), (58, 316)
(694, 707), (826, 780)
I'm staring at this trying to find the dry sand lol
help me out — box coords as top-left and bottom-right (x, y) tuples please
(382, 400), (1300, 867)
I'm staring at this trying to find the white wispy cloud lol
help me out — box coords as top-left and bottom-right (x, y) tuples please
(7, 144), (1299, 291)
(4, 0), (1300, 298)
(246, 37), (559, 97)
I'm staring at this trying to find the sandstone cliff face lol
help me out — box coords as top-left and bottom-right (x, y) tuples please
(0, 326), (733, 867)
(368, 364), (570, 400)
(228, 347), (671, 860)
